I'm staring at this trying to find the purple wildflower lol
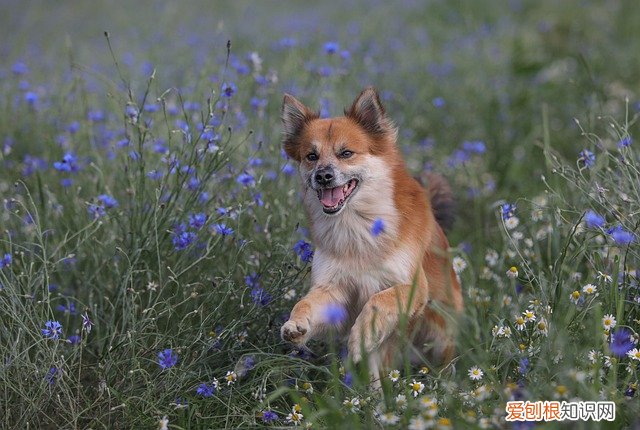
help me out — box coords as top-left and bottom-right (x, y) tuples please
(262, 410), (278, 423)
(293, 240), (313, 263)
(371, 218), (385, 236)
(42, 320), (63, 339)
(584, 210), (605, 228)
(609, 328), (634, 357)
(1, 253), (11, 268)
(322, 303), (348, 325)
(578, 149), (595, 168)
(157, 349), (178, 370)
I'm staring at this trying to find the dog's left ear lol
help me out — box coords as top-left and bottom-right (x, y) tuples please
(346, 87), (396, 139)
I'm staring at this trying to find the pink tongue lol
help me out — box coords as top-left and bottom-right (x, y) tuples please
(319, 186), (345, 207)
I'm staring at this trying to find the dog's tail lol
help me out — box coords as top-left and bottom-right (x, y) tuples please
(423, 173), (456, 232)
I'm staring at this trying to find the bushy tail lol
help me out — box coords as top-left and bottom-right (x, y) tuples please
(423, 173), (456, 232)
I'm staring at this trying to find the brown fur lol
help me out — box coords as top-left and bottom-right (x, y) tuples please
(280, 87), (463, 379)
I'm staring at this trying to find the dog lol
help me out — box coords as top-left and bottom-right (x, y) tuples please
(280, 87), (463, 379)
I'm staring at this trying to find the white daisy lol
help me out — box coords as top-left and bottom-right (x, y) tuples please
(522, 309), (536, 323)
(408, 416), (431, 430)
(536, 317), (549, 336)
(468, 366), (484, 381)
(627, 348), (640, 361)
(602, 314), (617, 330)
(388, 369), (401, 383)
(452, 256), (467, 274)
(569, 290), (581, 305)
(505, 216), (520, 230)
(582, 284), (597, 295)
(379, 412), (400, 425)
(409, 379), (425, 397)
(343, 397), (361, 413)
(506, 266), (518, 279)
(395, 393), (407, 409)
(225, 370), (237, 385)
(485, 249), (499, 266)
(287, 404), (304, 426)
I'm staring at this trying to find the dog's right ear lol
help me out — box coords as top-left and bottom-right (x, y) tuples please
(282, 94), (317, 161)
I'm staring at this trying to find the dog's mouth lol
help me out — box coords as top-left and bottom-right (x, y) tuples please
(316, 179), (359, 214)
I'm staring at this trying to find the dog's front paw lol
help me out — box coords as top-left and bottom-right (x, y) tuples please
(348, 304), (392, 363)
(281, 319), (310, 346)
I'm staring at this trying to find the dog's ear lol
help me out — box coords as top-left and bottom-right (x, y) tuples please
(345, 87), (396, 140)
(282, 94), (318, 161)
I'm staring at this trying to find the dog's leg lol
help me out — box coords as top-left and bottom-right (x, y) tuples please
(281, 284), (344, 347)
(348, 274), (428, 363)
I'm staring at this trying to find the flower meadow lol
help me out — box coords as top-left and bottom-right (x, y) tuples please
(1, 1), (639, 428)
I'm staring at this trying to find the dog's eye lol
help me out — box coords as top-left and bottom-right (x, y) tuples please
(339, 150), (354, 159)
(306, 153), (319, 162)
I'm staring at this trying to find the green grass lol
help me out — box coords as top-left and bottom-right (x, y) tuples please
(0, 0), (639, 428)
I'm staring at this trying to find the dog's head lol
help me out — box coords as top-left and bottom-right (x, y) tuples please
(281, 87), (398, 216)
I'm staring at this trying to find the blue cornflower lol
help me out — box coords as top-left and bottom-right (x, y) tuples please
(248, 157), (263, 167)
(343, 371), (353, 388)
(609, 328), (634, 357)
(12, 61), (28, 75)
(98, 194), (119, 209)
(157, 348), (178, 370)
(196, 381), (218, 397)
(250, 97), (267, 111)
(68, 335), (82, 345)
(608, 225), (635, 245)
(501, 203), (516, 220)
(281, 164), (296, 176)
(578, 149), (595, 168)
(22, 155), (47, 176)
(221, 82), (237, 97)
(172, 230), (197, 250)
(53, 153), (79, 173)
(323, 41), (339, 54)
(45, 367), (57, 385)
(618, 137), (632, 148)
(371, 218), (385, 236)
(432, 97), (445, 108)
(322, 303), (347, 325)
(518, 358), (530, 375)
(237, 172), (255, 186)
(24, 91), (38, 106)
(187, 176), (200, 190)
(262, 410), (278, 423)
(88, 110), (104, 122)
(462, 140), (486, 154)
(446, 149), (470, 168)
(147, 170), (163, 180)
(42, 320), (63, 339)
(1, 253), (11, 268)
(82, 312), (93, 334)
(251, 287), (272, 306)
(189, 213), (207, 229)
(584, 210), (605, 228)
(67, 121), (80, 134)
(214, 223), (234, 236)
(293, 240), (313, 263)
(87, 203), (106, 219)
(125, 104), (139, 119)
(254, 192), (264, 207)
(56, 301), (77, 315)
(245, 272), (260, 289)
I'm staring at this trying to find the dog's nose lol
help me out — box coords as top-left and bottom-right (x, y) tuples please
(315, 167), (334, 186)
